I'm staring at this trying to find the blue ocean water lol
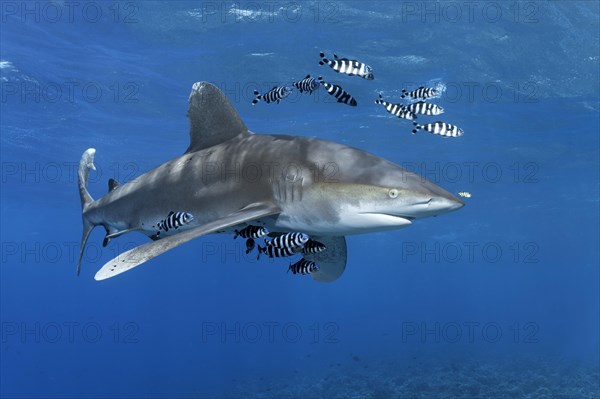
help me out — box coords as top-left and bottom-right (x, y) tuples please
(1, 1), (599, 398)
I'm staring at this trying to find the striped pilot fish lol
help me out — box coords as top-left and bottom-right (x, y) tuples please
(412, 121), (464, 137)
(155, 211), (194, 234)
(318, 77), (357, 106)
(252, 86), (292, 105)
(288, 259), (320, 275)
(405, 101), (444, 116)
(458, 191), (472, 198)
(302, 239), (327, 255)
(266, 232), (309, 249)
(257, 244), (302, 260)
(374, 94), (415, 120)
(292, 74), (321, 94)
(234, 225), (269, 239)
(319, 52), (374, 80)
(401, 86), (439, 100)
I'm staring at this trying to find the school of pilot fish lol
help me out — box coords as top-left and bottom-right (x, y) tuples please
(250, 50), (464, 137)
(248, 50), (470, 277)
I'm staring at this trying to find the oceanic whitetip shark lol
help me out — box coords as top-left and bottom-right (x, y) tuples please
(78, 82), (464, 282)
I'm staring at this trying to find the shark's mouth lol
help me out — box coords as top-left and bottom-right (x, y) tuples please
(356, 212), (414, 227)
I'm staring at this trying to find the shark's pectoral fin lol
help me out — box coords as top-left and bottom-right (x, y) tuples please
(94, 203), (281, 281)
(304, 236), (347, 283)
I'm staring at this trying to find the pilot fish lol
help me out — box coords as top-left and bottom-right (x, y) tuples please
(412, 121), (464, 137)
(266, 232), (309, 249)
(288, 259), (320, 275)
(252, 86), (292, 105)
(318, 77), (357, 106)
(401, 86), (439, 100)
(234, 225), (269, 239)
(292, 74), (321, 94)
(405, 101), (444, 116)
(302, 239), (327, 255)
(155, 211), (194, 233)
(375, 94), (415, 120)
(257, 244), (301, 259)
(319, 51), (374, 80)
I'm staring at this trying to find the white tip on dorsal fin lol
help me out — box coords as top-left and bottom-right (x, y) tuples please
(185, 82), (249, 154)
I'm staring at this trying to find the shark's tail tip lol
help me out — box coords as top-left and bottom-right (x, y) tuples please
(82, 148), (97, 171)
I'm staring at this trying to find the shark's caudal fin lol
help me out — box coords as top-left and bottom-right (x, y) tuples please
(77, 148), (98, 276)
(185, 82), (249, 153)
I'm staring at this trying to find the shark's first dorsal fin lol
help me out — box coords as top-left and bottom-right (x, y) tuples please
(108, 178), (120, 192)
(185, 82), (249, 154)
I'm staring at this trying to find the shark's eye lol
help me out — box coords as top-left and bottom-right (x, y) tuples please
(388, 188), (399, 198)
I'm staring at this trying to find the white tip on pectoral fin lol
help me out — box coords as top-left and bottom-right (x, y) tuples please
(304, 236), (347, 283)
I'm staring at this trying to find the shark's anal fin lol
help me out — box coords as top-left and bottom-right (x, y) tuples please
(95, 203), (282, 281)
(185, 82), (249, 154)
(304, 236), (347, 283)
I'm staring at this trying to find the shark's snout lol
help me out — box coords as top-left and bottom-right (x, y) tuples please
(429, 194), (464, 215)
(432, 196), (465, 212)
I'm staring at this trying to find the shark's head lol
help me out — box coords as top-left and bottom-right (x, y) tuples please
(335, 175), (464, 232)
(314, 180), (464, 234)
(296, 142), (464, 234)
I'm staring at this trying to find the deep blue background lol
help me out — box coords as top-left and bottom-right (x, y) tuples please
(1, 1), (598, 398)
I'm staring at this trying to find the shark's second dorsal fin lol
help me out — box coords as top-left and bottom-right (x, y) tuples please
(108, 178), (120, 192)
(185, 82), (249, 154)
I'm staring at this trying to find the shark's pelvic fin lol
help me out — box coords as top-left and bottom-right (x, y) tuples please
(102, 227), (140, 248)
(108, 178), (120, 192)
(185, 82), (249, 154)
(95, 202), (282, 280)
(104, 228), (138, 240)
(304, 236), (347, 283)
(77, 148), (98, 276)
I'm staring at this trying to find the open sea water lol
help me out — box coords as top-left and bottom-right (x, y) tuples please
(1, 1), (599, 398)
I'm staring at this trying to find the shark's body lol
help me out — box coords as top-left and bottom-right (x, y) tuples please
(78, 82), (464, 282)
